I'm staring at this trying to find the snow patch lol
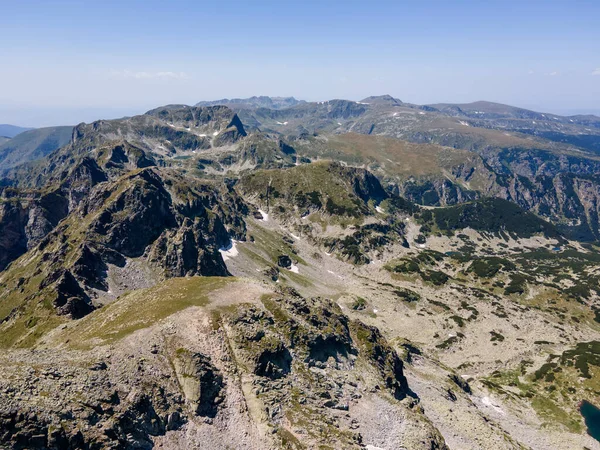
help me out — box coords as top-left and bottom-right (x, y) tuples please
(375, 206), (385, 214)
(418, 111), (426, 115)
(289, 264), (299, 273)
(276, 121), (289, 125)
(199, 134), (207, 137)
(481, 396), (505, 415)
(372, 309), (378, 314)
(290, 233), (300, 240)
(213, 131), (219, 136)
(459, 120), (470, 127)
(257, 209), (269, 221)
(366, 446), (386, 450)
(219, 240), (239, 261)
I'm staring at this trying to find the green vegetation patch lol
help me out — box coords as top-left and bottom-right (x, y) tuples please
(419, 198), (561, 239)
(62, 277), (230, 348)
(468, 257), (516, 278)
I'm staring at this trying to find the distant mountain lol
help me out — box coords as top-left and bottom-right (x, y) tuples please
(0, 124), (33, 138)
(0, 126), (73, 172)
(0, 136), (10, 145)
(196, 96), (305, 110)
(360, 94), (404, 106)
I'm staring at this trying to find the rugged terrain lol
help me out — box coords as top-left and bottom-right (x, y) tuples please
(1, 99), (600, 449)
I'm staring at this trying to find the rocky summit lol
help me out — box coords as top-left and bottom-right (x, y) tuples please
(1, 97), (600, 450)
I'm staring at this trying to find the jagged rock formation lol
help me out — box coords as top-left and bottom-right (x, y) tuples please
(0, 166), (249, 333)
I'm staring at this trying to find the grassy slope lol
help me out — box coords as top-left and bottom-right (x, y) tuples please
(55, 276), (231, 348)
(0, 126), (73, 172)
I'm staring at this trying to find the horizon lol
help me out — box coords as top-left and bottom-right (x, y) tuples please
(3, 94), (600, 129)
(2, 0), (600, 127)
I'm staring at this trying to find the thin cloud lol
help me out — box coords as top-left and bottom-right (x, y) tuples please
(593, 68), (600, 76)
(110, 69), (190, 80)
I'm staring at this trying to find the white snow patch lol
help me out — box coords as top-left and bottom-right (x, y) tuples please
(289, 264), (299, 273)
(219, 240), (238, 261)
(459, 120), (470, 127)
(393, 112), (398, 116)
(290, 233), (300, 240)
(276, 121), (289, 125)
(373, 309), (378, 314)
(375, 206), (385, 214)
(199, 134), (207, 137)
(418, 111), (426, 115)
(213, 131), (219, 136)
(257, 209), (269, 221)
(481, 396), (505, 415)
(418, 244), (426, 248)
(327, 270), (335, 275)
(356, 102), (370, 105)
(532, 121), (536, 125)
(324, 252), (331, 256)
(570, 119), (574, 122)
(192, 150), (196, 153)
(366, 446), (386, 450)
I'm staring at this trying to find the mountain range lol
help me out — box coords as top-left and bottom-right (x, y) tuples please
(0, 123), (33, 139)
(1, 96), (600, 450)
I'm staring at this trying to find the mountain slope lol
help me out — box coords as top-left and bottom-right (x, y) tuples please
(0, 124), (33, 138)
(0, 126), (73, 172)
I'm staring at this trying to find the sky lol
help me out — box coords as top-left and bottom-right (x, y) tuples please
(1, 0), (599, 126)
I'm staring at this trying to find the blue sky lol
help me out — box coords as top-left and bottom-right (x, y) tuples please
(1, 0), (599, 126)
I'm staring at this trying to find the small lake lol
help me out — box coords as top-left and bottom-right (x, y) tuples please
(580, 400), (600, 443)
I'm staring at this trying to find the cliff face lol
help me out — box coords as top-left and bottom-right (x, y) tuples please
(0, 191), (69, 271)
(388, 148), (600, 240)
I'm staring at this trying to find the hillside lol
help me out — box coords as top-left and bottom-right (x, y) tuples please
(0, 126), (73, 173)
(0, 123), (33, 138)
